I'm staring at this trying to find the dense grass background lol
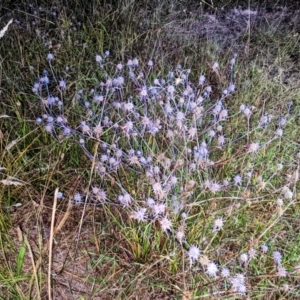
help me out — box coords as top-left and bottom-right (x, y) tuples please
(1, 1), (300, 299)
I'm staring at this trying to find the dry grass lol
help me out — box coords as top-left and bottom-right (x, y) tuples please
(1, 1), (300, 299)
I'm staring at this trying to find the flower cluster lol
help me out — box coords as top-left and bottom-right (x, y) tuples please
(32, 51), (294, 296)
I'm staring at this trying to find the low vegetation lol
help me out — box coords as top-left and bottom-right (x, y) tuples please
(1, 1), (300, 299)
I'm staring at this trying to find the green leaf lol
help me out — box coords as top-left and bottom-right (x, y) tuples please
(16, 244), (26, 276)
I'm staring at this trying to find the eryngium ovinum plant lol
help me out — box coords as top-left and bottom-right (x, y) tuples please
(33, 52), (296, 295)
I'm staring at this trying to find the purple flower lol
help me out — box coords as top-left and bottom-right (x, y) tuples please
(206, 262), (218, 277)
(188, 245), (200, 264)
(273, 251), (283, 265)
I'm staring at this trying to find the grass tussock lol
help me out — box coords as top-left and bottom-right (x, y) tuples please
(1, 1), (300, 299)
